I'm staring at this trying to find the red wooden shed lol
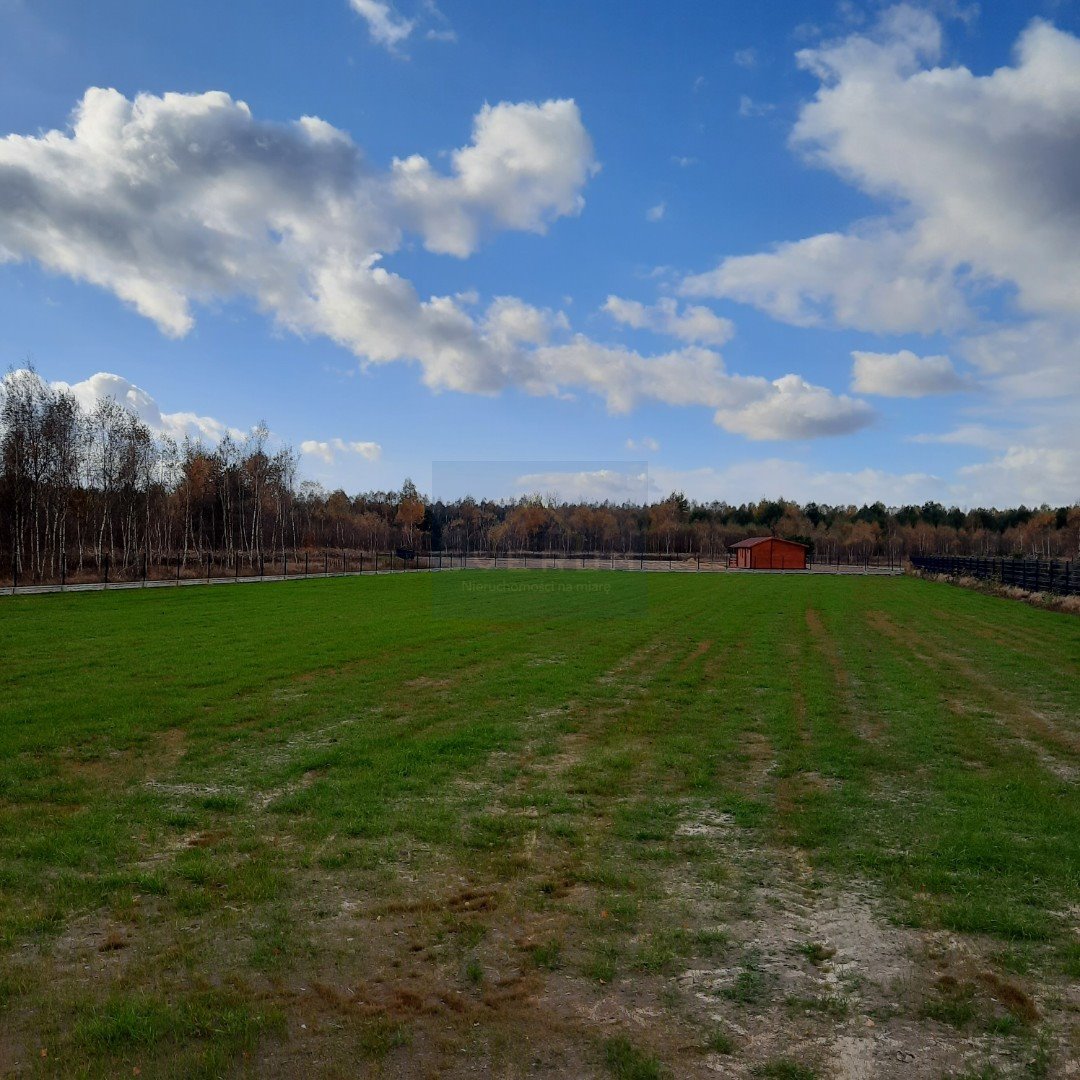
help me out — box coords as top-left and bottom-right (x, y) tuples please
(729, 536), (808, 570)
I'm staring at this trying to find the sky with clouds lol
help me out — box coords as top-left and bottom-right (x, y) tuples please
(0, 0), (1077, 508)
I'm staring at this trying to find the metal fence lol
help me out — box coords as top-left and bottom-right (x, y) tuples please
(1, 547), (907, 596)
(911, 555), (1079, 596)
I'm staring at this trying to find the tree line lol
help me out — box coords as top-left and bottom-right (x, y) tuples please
(2, 368), (1078, 584)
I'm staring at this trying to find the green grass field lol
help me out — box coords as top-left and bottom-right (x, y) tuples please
(1, 572), (1077, 1078)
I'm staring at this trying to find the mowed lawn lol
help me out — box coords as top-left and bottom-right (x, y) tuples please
(0, 573), (1077, 1078)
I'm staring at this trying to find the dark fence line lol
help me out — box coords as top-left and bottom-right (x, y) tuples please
(911, 555), (1079, 596)
(8, 549), (417, 590)
(4, 547), (908, 593)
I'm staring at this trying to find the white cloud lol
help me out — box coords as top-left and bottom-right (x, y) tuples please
(712, 373), (875, 441)
(789, 10), (1080, 320)
(683, 9), (1080, 332)
(733, 47), (759, 68)
(645, 201), (666, 222)
(851, 349), (969, 397)
(0, 88), (593, 394)
(909, 424), (1003, 448)
(738, 95), (775, 118)
(420, 0), (456, 43)
(603, 295), (735, 346)
(649, 461), (945, 507)
(50, 371), (241, 444)
(958, 444), (1080, 508)
(510, 457), (1069, 509)
(0, 86), (874, 443)
(391, 98), (597, 257)
(678, 5), (1080, 502)
(960, 318), (1080, 399)
(625, 436), (660, 453)
(300, 438), (382, 464)
(513, 468), (649, 504)
(519, 460), (944, 507)
(531, 339), (874, 439)
(683, 228), (968, 333)
(671, 155), (697, 168)
(349, 0), (415, 51)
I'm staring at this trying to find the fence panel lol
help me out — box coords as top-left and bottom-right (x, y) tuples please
(911, 556), (1078, 596)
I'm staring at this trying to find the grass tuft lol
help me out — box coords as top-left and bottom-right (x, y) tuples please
(604, 1035), (663, 1079)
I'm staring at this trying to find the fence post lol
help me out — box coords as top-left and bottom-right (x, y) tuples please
(342, 549), (346, 575)
(206, 552), (210, 583)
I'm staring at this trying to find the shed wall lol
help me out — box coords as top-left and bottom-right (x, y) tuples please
(747, 539), (807, 570)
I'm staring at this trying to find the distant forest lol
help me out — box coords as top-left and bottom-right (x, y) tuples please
(2, 368), (1078, 583)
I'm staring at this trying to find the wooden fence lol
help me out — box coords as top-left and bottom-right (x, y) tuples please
(910, 555), (1079, 596)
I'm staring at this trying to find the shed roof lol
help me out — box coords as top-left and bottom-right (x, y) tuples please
(729, 536), (808, 549)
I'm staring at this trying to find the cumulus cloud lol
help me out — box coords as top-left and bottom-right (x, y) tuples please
(0, 88), (880, 442)
(511, 458), (1003, 508)
(649, 461), (945, 507)
(683, 228), (968, 333)
(602, 296), (735, 346)
(682, 8), (1080, 332)
(391, 98), (597, 256)
(0, 88), (594, 392)
(349, 0), (415, 51)
(645, 201), (666, 222)
(675, 3), (1080, 495)
(49, 371), (241, 443)
(626, 436), (660, 453)
(513, 468), (650, 504)
(520, 460), (945, 507)
(851, 349), (969, 397)
(960, 318), (1080, 399)
(300, 438), (382, 464)
(958, 443), (1080, 508)
(712, 374), (875, 441)
(530, 339), (874, 438)
(614, 427), (1075, 512)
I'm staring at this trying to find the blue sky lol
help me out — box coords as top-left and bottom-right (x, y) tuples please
(1, 0), (1078, 507)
